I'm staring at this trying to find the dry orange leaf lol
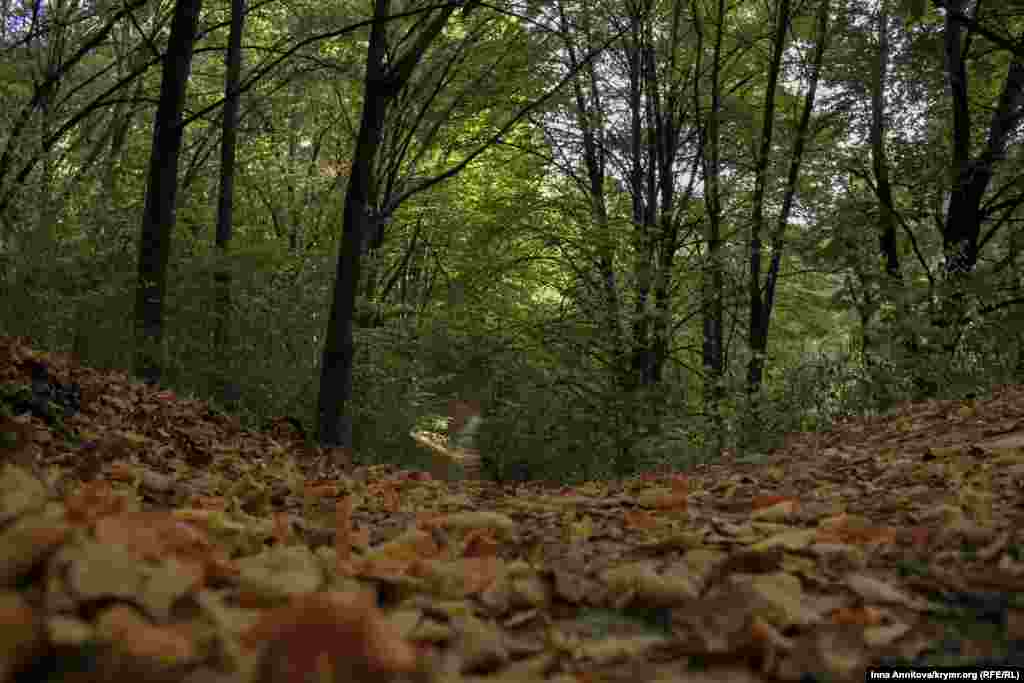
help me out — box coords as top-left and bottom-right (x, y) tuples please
(652, 492), (688, 510)
(65, 480), (126, 524)
(624, 509), (658, 530)
(458, 556), (501, 595)
(187, 495), (227, 511)
(351, 525), (370, 549)
(305, 482), (343, 499)
(830, 606), (884, 626)
(242, 591), (417, 683)
(462, 529), (499, 558)
(371, 483), (400, 512)
(273, 511), (293, 545)
(107, 461), (136, 482)
(752, 495), (792, 509)
(99, 605), (196, 662)
(92, 511), (232, 587)
(817, 524), (897, 546)
(416, 513), (446, 530)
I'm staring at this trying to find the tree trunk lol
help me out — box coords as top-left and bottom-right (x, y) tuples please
(937, 2), (1024, 357)
(647, 0), (693, 390)
(557, 0), (627, 388)
(317, 0), (456, 448)
(746, 0), (828, 395)
(941, 3), (1024, 281)
(133, 0), (203, 385)
(626, 17), (657, 391)
(699, 0), (726, 442)
(213, 0), (245, 408)
(746, 0), (790, 396)
(317, 104), (387, 446)
(870, 0), (900, 281)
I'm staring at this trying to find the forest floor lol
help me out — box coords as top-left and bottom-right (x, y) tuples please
(1, 334), (1024, 682)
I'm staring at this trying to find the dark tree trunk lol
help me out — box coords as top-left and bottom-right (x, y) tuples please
(746, 0), (828, 395)
(647, 0), (695, 391)
(213, 0), (245, 408)
(625, 18), (655, 391)
(699, 0), (726, 427)
(133, 0), (202, 385)
(746, 0), (790, 395)
(317, 88), (388, 448)
(558, 0), (625, 388)
(870, 0), (900, 281)
(317, 0), (456, 448)
(941, 2), (1024, 281)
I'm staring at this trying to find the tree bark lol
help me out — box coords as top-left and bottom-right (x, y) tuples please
(699, 0), (726, 432)
(870, 0), (900, 281)
(133, 0), (203, 385)
(317, 0), (456, 448)
(746, 0), (790, 395)
(940, 2), (1024, 280)
(556, 0), (626, 388)
(213, 0), (245, 408)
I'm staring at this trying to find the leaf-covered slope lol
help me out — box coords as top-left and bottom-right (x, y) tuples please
(1, 335), (1024, 682)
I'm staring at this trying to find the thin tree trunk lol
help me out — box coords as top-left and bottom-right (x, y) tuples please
(647, 0), (692, 389)
(699, 0), (726, 445)
(746, 0), (828, 394)
(626, 12), (656, 391)
(557, 0), (625, 387)
(870, 0), (899, 282)
(746, 0), (791, 396)
(213, 0), (245, 408)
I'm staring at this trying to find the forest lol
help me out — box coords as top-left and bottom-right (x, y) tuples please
(4, 0), (1024, 680)
(2, 0), (1024, 477)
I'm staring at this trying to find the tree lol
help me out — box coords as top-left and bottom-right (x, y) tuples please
(938, 1), (1024, 282)
(746, 0), (831, 394)
(315, 0), (623, 449)
(863, 0), (1024, 370)
(317, 0), (461, 447)
(133, 0), (204, 385)
(0, 0), (151, 229)
(870, 0), (901, 284)
(212, 0), (246, 408)
(696, 0), (727, 442)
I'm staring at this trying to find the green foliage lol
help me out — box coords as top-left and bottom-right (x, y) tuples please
(476, 388), (619, 484)
(346, 325), (440, 465)
(4, 0), (1024, 486)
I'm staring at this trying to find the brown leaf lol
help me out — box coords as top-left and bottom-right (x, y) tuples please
(244, 591), (418, 683)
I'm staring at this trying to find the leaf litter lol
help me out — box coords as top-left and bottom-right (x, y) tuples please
(1, 335), (1024, 682)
